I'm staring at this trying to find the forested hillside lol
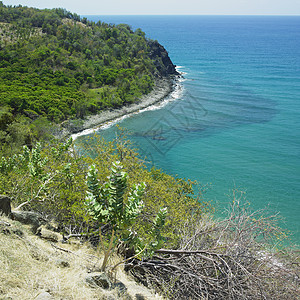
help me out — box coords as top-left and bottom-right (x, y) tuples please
(1, 4), (298, 299)
(0, 2), (177, 148)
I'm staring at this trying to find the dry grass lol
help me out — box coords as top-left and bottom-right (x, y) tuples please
(0, 215), (162, 300)
(129, 194), (300, 299)
(0, 22), (43, 45)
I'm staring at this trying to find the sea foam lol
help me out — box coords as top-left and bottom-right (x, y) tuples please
(72, 70), (186, 140)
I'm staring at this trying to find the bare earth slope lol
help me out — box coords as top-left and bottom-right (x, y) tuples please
(0, 214), (163, 300)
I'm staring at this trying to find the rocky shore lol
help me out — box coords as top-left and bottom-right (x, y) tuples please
(55, 38), (181, 140)
(57, 75), (179, 140)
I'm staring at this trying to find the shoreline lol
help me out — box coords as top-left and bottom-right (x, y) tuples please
(59, 75), (181, 140)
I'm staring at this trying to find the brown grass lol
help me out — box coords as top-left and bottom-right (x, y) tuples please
(0, 215), (162, 300)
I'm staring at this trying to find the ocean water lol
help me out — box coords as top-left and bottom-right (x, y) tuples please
(80, 16), (300, 243)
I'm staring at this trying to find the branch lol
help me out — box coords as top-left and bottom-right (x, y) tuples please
(155, 248), (221, 256)
(50, 243), (78, 255)
(111, 245), (146, 272)
(14, 201), (29, 211)
(0, 220), (11, 226)
(140, 260), (219, 286)
(14, 174), (56, 211)
(62, 233), (86, 241)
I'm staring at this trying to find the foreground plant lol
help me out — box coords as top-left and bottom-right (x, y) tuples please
(0, 138), (74, 210)
(85, 161), (167, 272)
(129, 190), (300, 300)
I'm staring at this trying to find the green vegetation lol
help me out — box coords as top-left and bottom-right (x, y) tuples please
(0, 133), (206, 248)
(0, 2), (168, 148)
(1, 133), (298, 299)
(0, 3), (299, 299)
(86, 161), (167, 271)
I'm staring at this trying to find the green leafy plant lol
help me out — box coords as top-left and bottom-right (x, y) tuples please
(85, 161), (167, 272)
(0, 138), (75, 211)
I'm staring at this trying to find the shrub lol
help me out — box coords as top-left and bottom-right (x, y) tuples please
(85, 161), (167, 271)
(0, 133), (208, 248)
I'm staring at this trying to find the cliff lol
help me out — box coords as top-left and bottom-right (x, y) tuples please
(147, 40), (180, 77)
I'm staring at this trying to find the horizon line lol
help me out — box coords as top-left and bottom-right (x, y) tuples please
(82, 14), (300, 16)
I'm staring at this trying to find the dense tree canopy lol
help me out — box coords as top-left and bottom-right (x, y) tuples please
(0, 2), (167, 147)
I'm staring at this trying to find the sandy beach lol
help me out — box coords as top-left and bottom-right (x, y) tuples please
(60, 76), (179, 140)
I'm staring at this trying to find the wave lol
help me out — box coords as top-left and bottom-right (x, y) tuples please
(95, 77), (186, 131)
(72, 70), (186, 139)
(138, 76), (186, 113)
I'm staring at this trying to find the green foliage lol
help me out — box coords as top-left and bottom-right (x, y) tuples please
(86, 161), (145, 229)
(0, 132), (209, 252)
(0, 2), (159, 132)
(85, 160), (168, 271)
(146, 207), (168, 256)
(78, 131), (211, 248)
(26, 143), (48, 178)
(0, 138), (88, 228)
(0, 106), (13, 131)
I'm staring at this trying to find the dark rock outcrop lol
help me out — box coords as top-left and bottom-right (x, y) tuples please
(85, 273), (129, 297)
(0, 195), (11, 216)
(11, 210), (46, 232)
(113, 281), (128, 297)
(147, 40), (179, 77)
(86, 272), (111, 289)
(61, 119), (84, 134)
(55, 258), (70, 268)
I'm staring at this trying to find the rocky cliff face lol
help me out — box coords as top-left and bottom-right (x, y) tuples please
(147, 40), (180, 77)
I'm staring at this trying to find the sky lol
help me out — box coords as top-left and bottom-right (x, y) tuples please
(2, 0), (300, 15)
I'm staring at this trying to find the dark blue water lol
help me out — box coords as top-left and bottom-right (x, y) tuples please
(82, 16), (300, 243)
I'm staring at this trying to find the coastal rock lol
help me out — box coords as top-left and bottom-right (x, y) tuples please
(113, 280), (128, 297)
(61, 119), (84, 133)
(11, 211), (46, 232)
(0, 195), (11, 216)
(35, 291), (53, 300)
(147, 40), (179, 77)
(85, 272), (111, 289)
(55, 258), (70, 268)
(36, 225), (63, 242)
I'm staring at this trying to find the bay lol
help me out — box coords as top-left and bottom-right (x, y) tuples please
(80, 15), (300, 243)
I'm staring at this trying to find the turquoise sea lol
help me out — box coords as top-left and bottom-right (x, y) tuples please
(81, 16), (300, 243)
